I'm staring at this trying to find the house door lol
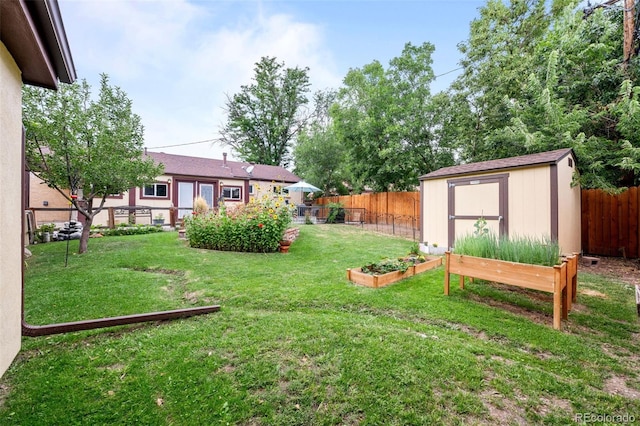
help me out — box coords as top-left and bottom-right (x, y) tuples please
(199, 183), (214, 210)
(448, 174), (509, 248)
(177, 181), (194, 219)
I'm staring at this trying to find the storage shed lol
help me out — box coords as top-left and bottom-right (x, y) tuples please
(420, 148), (581, 255)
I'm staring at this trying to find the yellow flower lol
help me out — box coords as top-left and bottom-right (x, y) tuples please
(273, 214), (278, 220)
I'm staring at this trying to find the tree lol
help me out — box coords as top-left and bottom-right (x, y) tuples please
(23, 74), (163, 254)
(219, 57), (311, 168)
(294, 90), (349, 196)
(447, 0), (640, 188)
(331, 42), (453, 192)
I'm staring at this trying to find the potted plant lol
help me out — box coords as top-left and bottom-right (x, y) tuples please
(153, 213), (165, 225)
(38, 223), (56, 243)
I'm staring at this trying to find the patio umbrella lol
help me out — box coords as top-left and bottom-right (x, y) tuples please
(285, 180), (321, 193)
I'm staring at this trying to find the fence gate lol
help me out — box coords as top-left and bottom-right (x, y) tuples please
(447, 174), (509, 248)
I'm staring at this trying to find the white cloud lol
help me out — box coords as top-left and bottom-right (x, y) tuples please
(60, 0), (341, 159)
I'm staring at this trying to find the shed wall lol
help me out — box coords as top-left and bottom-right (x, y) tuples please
(508, 167), (551, 240)
(421, 178), (448, 248)
(557, 157), (581, 254)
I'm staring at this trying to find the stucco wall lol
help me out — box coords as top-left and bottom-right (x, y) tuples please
(0, 42), (23, 377)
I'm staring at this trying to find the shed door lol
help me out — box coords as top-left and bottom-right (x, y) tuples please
(448, 174), (509, 248)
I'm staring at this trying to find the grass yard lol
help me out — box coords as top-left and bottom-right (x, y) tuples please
(1, 225), (640, 425)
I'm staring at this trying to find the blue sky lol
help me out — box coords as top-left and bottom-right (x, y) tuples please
(59, 0), (486, 160)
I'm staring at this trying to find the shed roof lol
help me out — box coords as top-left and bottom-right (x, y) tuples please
(145, 151), (300, 183)
(420, 148), (574, 181)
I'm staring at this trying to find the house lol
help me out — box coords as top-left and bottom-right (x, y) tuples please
(29, 151), (303, 227)
(420, 148), (581, 255)
(1, 0), (76, 377)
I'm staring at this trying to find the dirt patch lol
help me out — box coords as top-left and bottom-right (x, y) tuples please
(580, 256), (640, 286)
(467, 293), (551, 327)
(604, 375), (640, 400)
(0, 383), (10, 410)
(577, 289), (607, 298)
(480, 388), (528, 425)
(183, 290), (205, 304)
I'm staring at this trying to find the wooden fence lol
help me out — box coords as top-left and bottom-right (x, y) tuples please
(317, 188), (640, 258)
(581, 186), (640, 258)
(316, 192), (420, 219)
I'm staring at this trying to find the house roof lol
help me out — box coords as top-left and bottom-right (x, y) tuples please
(145, 151), (300, 183)
(1, 0), (76, 89)
(420, 148), (575, 181)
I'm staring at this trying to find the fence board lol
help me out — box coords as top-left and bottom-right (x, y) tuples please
(316, 192), (420, 230)
(619, 189), (630, 257)
(582, 186), (640, 258)
(630, 187), (639, 258)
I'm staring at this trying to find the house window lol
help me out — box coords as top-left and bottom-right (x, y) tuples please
(143, 183), (168, 198)
(222, 186), (242, 200)
(249, 184), (255, 195)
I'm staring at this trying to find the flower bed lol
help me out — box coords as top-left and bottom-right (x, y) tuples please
(184, 193), (295, 253)
(347, 255), (442, 288)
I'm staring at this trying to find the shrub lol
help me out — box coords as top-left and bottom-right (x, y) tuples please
(326, 202), (345, 223)
(193, 196), (209, 215)
(101, 225), (164, 237)
(184, 194), (294, 252)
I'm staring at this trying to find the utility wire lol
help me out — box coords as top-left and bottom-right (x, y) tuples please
(146, 138), (216, 149)
(434, 66), (464, 79)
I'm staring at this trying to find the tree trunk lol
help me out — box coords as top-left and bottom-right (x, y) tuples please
(78, 215), (93, 254)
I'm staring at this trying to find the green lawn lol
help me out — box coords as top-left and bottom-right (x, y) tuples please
(2, 225), (639, 425)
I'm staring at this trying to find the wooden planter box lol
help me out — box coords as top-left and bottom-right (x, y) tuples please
(444, 252), (578, 330)
(347, 256), (442, 288)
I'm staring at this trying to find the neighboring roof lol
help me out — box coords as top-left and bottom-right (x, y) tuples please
(145, 151), (300, 183)
(420, 148), (575, 181)
(1, 0), (76, 89)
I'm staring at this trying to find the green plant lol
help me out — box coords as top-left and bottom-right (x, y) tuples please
(184, 193), (295, 252)
(325, 202), (345, 223)
(101, 225), (164, 237)
(473, 216), (489, 236)
(409, 241), (420, 255)
(38, 223), (56, 233)
(304, 212), (313, 225)
(362, 258), (412, 274)
(454, 233), (561, 267)
(154, 213), (164, 220)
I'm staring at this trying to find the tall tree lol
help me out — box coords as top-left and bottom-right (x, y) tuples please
(294, 90), (349, 196)
(23, 74), (163, 254)
(219, 57), (311, 167)
(448, 0), (640, 188)
(331, 42), (453, 192)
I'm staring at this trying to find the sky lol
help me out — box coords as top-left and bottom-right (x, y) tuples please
(58, 0), (487, 161)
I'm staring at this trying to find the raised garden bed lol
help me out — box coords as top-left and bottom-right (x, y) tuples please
(444, 251), (578, 330)
(347, 256), (442, 288)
